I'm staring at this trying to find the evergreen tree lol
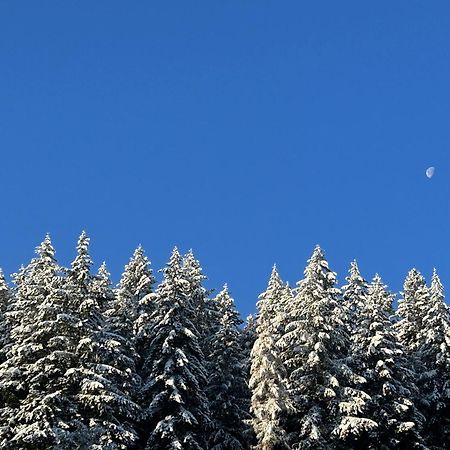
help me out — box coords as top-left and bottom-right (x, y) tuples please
(0, 270), (12, 362)
(182, 250), (218, 345)
(396, 269), (430, 354)
(207, 285), (251, 450)
(241, 314), (257, 377)
(416, 270), (450, 449)
(250, 266), (292, 450)
(114, 245), (155, 347)
(0, 235), (83, 448)
(279, 246), (366, 449)
(139, 248), (211, 450)
(341, 261), (369, 336)
(94, 262), (114, 313)
(347, 275), (425, 449)
(64, 232), (140, 449)
(241, 314), (257, 448)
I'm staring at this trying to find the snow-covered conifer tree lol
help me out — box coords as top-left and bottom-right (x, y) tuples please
(240, 314), (257, 448)
(0, 270), (12, 362)
(64, 232), (140, 449)
(206, 285), (251, 450)
(395, 269), (430, 354)
(241, 314), (257, 375)
(416, 270), (450, 449)
(114, 245), (155, 346)
(0, 235), (81, 448)
(182, 250), (217, 346)
(278, 246), (364, 449)
(341, 261), (369, 337)
(139, 248), (211, 450)
(250, 266), (292, 450)
(93, 261), (114, 313)
(347, 274), (426, 449)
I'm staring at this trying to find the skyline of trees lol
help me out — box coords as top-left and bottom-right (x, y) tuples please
(0, 233), (448, 449)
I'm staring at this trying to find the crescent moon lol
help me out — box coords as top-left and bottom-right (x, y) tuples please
(426, 167), (435, 178)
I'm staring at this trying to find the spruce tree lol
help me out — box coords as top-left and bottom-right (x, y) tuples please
(279, 246), (366, 449)
(250, 266), (292, 450)
(0, 235), (83, 448)
(341, 261), (369, 336)
(206, 285), (251, 450)
(241, 314), (257, 377)
(114, 245), (155, 347)
(0, 270), (12, 362)
(94, 261), (115, 313)
(347, 275), (425, 449)
(416, 270), (450, 449)
(396, 269), (430, 354)
(241, 314), (257, 448)
(64, 232), (140, 449)
(182, 250), (217, 346)
(139, 248), (211, 450)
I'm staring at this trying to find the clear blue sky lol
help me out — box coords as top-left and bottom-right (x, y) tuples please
(1, 2), (449, 316)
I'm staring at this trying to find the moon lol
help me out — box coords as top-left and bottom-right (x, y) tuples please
(426, 167), (435, 178)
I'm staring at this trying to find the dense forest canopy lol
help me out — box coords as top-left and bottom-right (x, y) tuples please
(0, 234), (448, 449)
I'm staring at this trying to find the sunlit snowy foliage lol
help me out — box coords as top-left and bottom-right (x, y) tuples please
(0, 236), (448, 449)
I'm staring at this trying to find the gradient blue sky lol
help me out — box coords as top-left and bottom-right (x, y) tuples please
(1, 2), (449, 316)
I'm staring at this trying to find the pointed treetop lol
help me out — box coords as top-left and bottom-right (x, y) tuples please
(258, 265), (284, 304)
(430, 269), (444, 299)
(70, 231), (93, 284)
(126, 244), (149, 269)
(133, 244), (144, 258)
(404, 268), (426, 287)
(214, 284), (237, 311)
(77, 230), (89, 248)
(348, 260), (362, 280)
(343, 260), (367, 288)
(0, 269), (8, 293)
(300, 245), (336, 289)
(369, 273), (390, 295)
(268, 264), (283, 289)
(118, 245), (154, 299)
(35, 233), (56, 261)
(182, 248), (201, 269)
(182, 249), (207, 286)
(97, 261), (110, 281)
(171, 246), (181, 259)
(372, 273), (383, 285)
(164, 246), (182, 274)
(431, 268), (442, 286)
(402, 268), (428, 302)
(312, 244), (325, 260)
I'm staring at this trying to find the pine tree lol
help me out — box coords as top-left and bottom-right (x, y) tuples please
(139, 248), (211, 450)
(64, 232), (140, 449)
(206, 285), (251, 450)
(347, 274), (426, 449)
(416, 270), (450, 449)
(250, 266), (292, 450)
